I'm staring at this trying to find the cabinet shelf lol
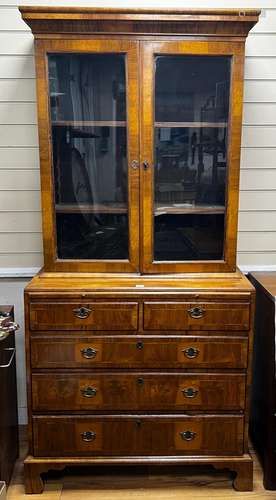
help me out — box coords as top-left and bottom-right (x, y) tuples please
(56, 203), (128, 214)
(56, 204), (225, 216)
(155, 121), (227, 128)
(155, 204), (225, 216)
(52, 120), (126, 127)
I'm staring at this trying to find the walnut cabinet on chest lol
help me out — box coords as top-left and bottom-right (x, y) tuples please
(20, 7), (259, 493)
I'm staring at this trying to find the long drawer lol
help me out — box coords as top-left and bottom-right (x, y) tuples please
(29, 302), (138, 331)
(31, 336), (248, 369)
(32, 372), (246, 412)
(32, 415), (244, 457)
(144, 302), (250, 331)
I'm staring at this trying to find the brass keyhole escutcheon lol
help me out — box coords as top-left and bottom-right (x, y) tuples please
(81, 386), (97, 398)
(131, 159), (139, 170)
(81, 431), (96, 442)
(183, 347), (200, 359)
(73, 306), (92, 319)
(137, 378), (144, 386)
(136, 341), (144, 350)
(182, 387), (198, 398)
(81, 347), (98, 359)
(179, 430), (196, 441)
(188, 306), (205, 319)
(143, 160), (150, 170)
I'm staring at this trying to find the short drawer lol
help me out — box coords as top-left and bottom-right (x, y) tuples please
(144, 301), (250, 331)
(31, 336), (248, 369)
(29, 302), (138, 331)
(33, 415), (244, 457)
(32, 372), (246, 412)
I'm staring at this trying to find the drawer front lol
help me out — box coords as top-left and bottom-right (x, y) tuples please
(32, 372), (246, 412)
(144, 302), (250, 331)
(29, 302), (138, 331)
(33, 415), (244, 457)
(31, 336), (248, 369)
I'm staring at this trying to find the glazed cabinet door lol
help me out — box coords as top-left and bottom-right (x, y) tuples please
(140, 41), (244, 273)
(35, 39), (139, 272)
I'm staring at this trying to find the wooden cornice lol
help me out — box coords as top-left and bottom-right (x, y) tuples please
(19, 7), (260, 37)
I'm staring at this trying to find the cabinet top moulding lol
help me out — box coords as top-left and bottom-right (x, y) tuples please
(19, 7), (260, 37)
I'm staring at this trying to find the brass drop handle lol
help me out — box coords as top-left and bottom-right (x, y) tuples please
(182, 387), (198, 398)
(73, 306), (92, 319)
(137, 377), (144, 386)
(81, 386), (97, 398)
(81, 431), (96, 442)
(183, 347), (200, 359)
(188, 306), (205, 319)
(180, 430), (196, 441)
(81, 347), (98, 359)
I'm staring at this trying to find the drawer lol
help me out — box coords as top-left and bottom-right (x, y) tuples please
(144, 301), (250, 331)
(29, 302), (138, 331)
(33, 415), (244, 457)
(32, 372), (246, 412)
(31, 336), (248, 369)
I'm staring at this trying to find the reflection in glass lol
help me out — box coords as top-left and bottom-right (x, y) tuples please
(154, 55), (231, 261)
(48, 53), (128, 260)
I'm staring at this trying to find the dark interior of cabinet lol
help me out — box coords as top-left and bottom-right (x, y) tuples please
(154, 55), (230, 261)
(49, 53), (129, 260)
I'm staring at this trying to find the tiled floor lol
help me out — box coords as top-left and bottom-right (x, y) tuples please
(7, 429), (276, 500)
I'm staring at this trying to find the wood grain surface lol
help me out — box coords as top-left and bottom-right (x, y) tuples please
(31, 371), (246, 412)
(32, 415), (245, 457)
(7, 428), (274, 500)
(30, 335), (249, 369)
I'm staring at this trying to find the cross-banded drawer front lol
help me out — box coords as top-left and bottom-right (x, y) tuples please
(29, 302), (138, 331)
(33, 415), (244, 457)
(31, 336), (248, 369)
(144, 302), (250, 331)
(32, 372), (246, 412)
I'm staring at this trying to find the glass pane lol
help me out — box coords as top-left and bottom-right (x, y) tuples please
(48, 53), (128, 260)
(154, 55), (231, 261)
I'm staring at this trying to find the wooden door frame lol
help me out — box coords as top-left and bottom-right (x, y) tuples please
(140, 40), (245, 274)
(35, 38), (140, 272)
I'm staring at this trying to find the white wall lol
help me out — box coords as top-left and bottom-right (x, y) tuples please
(0, 0), (276, 423)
